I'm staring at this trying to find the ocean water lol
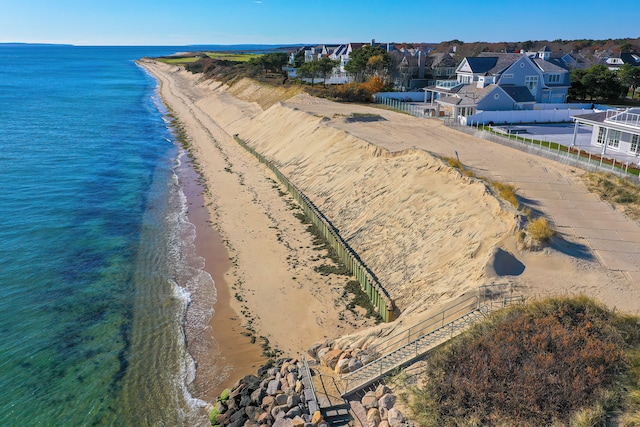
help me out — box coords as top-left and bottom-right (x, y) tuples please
(0, 45), (214, 425)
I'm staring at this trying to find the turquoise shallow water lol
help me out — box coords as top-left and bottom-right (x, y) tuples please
(0, 45), (212, 425)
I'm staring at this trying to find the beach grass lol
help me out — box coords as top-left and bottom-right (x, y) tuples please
(583, 171), (640, 220)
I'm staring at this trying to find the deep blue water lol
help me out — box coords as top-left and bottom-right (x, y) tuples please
(0, 45), (214, 425)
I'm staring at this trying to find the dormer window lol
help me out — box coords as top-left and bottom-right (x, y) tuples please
(548, 74), (561, 83)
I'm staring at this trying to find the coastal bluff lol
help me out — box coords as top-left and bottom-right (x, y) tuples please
(192, 73), (518, 318)
(139, 58), (640, 425)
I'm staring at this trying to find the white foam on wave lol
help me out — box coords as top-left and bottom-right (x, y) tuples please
(163, 147), (219, 423)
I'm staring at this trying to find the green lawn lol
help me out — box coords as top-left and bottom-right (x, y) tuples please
(155, 52), (263, 66)
(204, 52), (262, 62)
(156, 56), (201, 64)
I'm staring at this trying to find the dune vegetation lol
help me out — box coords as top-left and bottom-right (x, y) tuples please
(401, 296), (640, 426)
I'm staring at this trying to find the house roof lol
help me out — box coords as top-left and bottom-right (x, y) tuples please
(621, 52), (640, 66)
(477, 52), (524, 74)
(437, 84), (494, 106)
(533, 58), (568, 73)
(572, 111), (609, 124)
(464, 57), (499, 73)
(500, 85), (536, 103)
(561, 52), (591, 69)
(430, 52), (458, 68)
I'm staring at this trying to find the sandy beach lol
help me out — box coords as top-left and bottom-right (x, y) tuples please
(139, 58), (640, 402)
(141, 60), (379, 401)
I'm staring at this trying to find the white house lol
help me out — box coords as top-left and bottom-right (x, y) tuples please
(425, 47), (571, 122)
(572, 108), (640, 160)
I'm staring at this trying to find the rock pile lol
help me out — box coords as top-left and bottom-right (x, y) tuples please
(208, 358), (324, 427)
(308, 341), (378, 375)
(308, 342), (409, 427)
(351, 384), (408, 427)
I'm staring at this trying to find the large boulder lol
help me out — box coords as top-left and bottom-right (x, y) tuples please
(285, 406), (302, 419)
(348, 358), (363, 372)
(307, 342), (324, 358)
(291, 415), (306, 427)
(316, 347), (332, 361)
(367, 408), (381, 427)
(320, 348), (343, 369)
(378, 393), (396, 410)
(361, 391), (378, 409)
(273, 417), (294, 427)
(271, 404), (290, 419)
(287, 394), (300, 408)
(241, 375), (261, 391)
(256, 411), (273, 425)
(387, 408), (404, 427)
(261, 395), (275, 410)
(286, 372), (298, 387)
(250, 387), (265, 405)
(267, 379), (281, 395)
(311, 410), (323, 424)
(275, 393), (289, 406)
(335, 358), (351, 374)
(244, 405), (262, 422)
(229, 384), (246, 399)
(375, 384), (391, 399)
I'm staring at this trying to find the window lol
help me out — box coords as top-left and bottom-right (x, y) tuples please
(525, 76), (538, 95)
(607, 129), (621, 149)
(502, 73), (514, 79)
(631, 134), (640, 154)
(596, 127), (606, 145)
(547, 73), (561, 83)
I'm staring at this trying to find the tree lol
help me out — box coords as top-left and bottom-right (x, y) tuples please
(293, 49), (306, 68)
(568, 69), (588, 100)
(344, 45), (391, 82)
(297, 61), (322, 86)
(317, 57), (339, 86)
(618, 63), (640, 98)
(247, 52), (289, 77)
(569, 65), (625, 101)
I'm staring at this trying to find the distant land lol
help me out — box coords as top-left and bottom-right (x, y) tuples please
(0, 42), (74, 47)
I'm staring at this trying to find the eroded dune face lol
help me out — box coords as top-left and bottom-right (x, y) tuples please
(234, 101), (517, 316)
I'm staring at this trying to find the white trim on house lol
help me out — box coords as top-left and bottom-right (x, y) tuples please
(573, 108), (640, 158)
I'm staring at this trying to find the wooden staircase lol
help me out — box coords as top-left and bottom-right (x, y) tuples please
(341, 291), (523, 397)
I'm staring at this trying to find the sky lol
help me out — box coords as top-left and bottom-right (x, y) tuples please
(1, 0), (639, 46)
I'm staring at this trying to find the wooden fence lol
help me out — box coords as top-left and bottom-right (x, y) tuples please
(233, 135), (395, 322)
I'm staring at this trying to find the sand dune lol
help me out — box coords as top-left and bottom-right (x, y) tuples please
(140, 59), (636, 385)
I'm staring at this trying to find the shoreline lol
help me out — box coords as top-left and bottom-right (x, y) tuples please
(140, 59), (374, 405)
(177, 150), (266, 402)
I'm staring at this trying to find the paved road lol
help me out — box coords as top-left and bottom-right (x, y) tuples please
(440, 126), (640, 285)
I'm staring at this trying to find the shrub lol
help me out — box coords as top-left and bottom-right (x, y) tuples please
(528, 217), (554, 242)
(331, 82), (372, 102)
(331, 76), (384, 102)
(360, 76), (385, 94)
(408, 297), (630, 426)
